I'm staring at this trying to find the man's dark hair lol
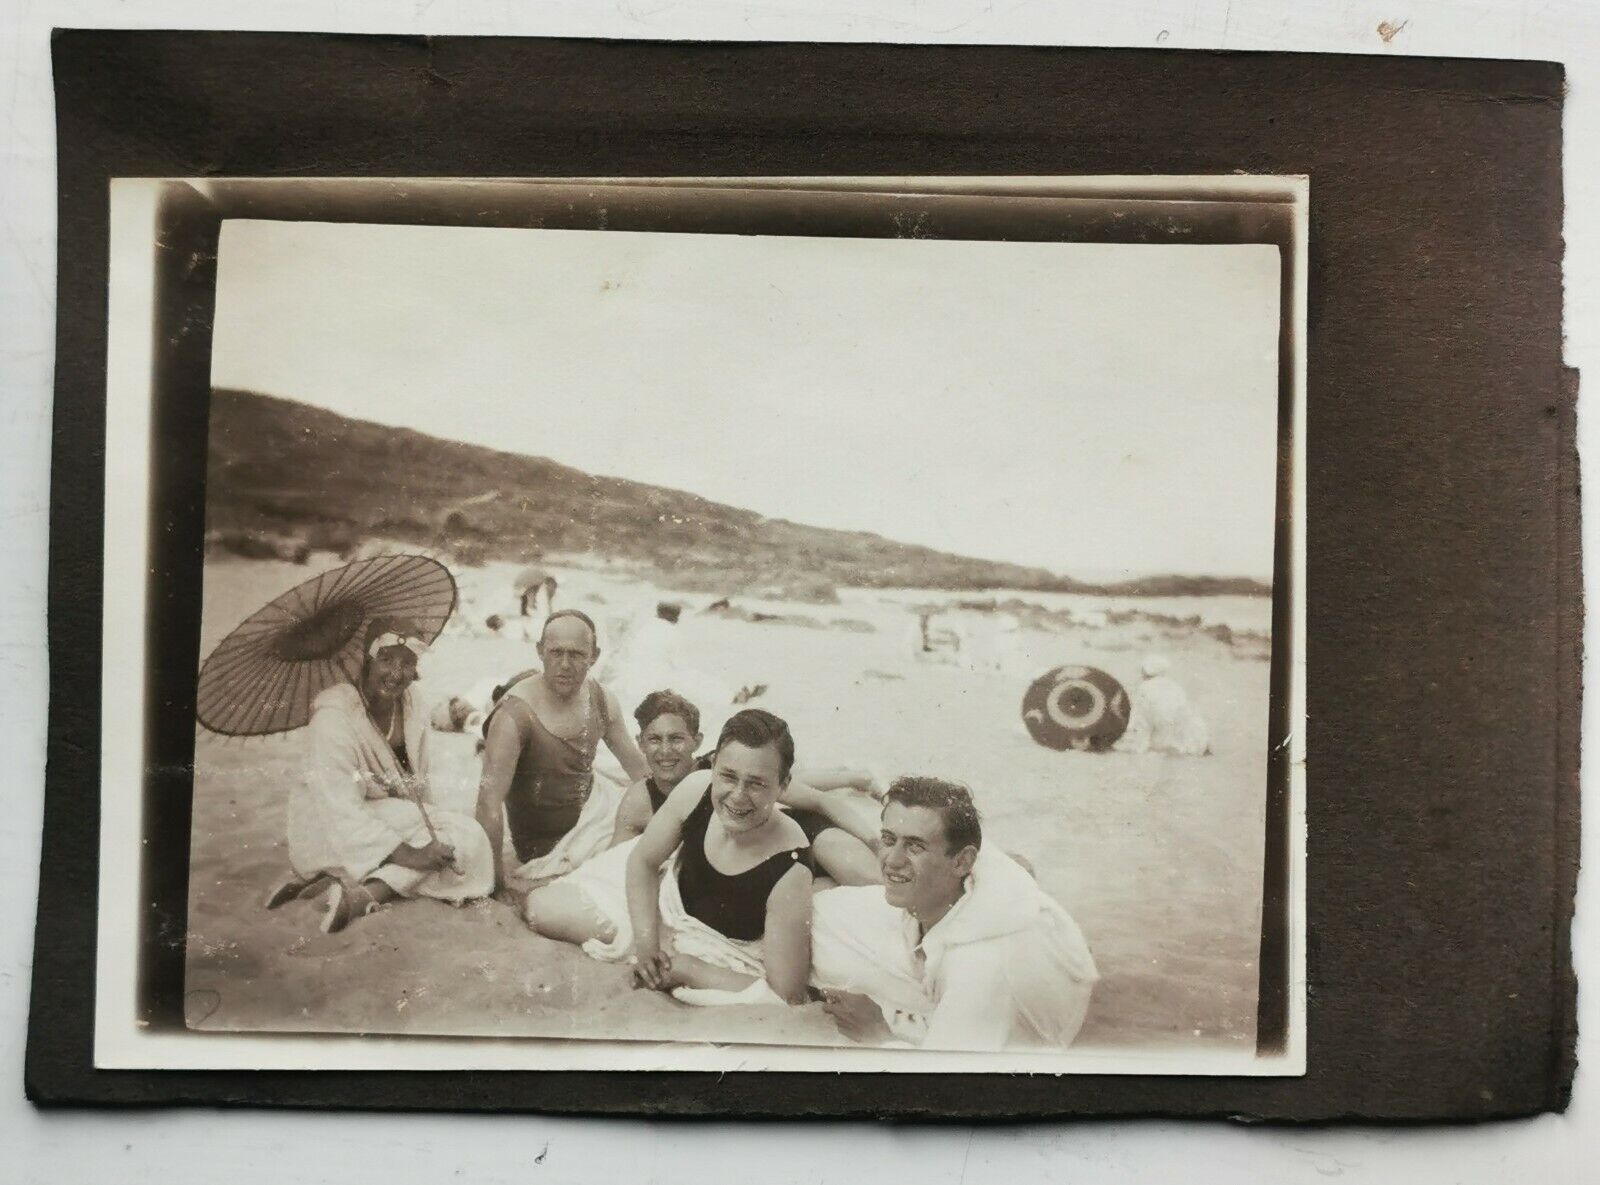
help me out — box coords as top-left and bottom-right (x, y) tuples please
(634, 689), (701, 735)
(538, 608), (598, 650)
(885, 776), (983, 855)
(714, 708), (796, 781)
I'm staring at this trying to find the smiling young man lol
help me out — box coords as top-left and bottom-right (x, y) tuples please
(605, 690), (882, 886)
(810, 776), (1099, 1052)
(524, 709), (816, 1005)
(607, 689), (705, 847)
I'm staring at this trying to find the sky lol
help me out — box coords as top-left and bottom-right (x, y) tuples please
(210, 219), (1283, 581)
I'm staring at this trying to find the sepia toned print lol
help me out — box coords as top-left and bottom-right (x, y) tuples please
(98, 176), (1306, 1074)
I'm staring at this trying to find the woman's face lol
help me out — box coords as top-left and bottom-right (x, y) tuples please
(362, 643), (419, 707)
(709, 740), (787, 835)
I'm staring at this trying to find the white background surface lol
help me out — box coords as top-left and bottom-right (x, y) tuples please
(0, 2), (1591, 1181)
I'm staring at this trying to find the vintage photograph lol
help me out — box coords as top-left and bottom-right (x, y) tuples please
(99, 177), (1305, 1073)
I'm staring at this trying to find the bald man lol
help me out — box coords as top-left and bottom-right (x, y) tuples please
(474, 609), (649, 899)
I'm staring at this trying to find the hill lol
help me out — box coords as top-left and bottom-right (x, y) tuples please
(204, 389), (1271, 598)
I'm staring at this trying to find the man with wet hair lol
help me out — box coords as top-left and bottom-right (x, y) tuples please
(475, 608), (649, 899)
(812, 776), (1098, 1051)
(605, 689), (706, 847)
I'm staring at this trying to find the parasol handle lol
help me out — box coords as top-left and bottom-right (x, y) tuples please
(404, 782), (465, 876)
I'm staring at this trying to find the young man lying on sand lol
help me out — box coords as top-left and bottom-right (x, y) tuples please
(609, 689), (885, 885)
(520, 689), (884, 939)
(525, 709), (818, 1004)
(811, 777), (1099, 1051)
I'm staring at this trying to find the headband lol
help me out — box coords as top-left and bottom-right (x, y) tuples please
(367, 632), (428, 660)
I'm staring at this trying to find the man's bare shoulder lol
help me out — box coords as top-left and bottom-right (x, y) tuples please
(597, 681), (626, 716)
(772, 810), (810, 851)
(483, 696), (532, 749)
(611, 781), (653, 835)
(487, 689), (528, 721)
(664, 768), (713, 806)
(618, 778), (653, 810)
(510, 673), (548, 706)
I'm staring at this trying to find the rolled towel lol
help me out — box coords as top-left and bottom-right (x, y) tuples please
(670, 978), (785, 1008)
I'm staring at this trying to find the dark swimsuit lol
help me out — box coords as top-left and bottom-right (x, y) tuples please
(676, 787), (809, 942)
(485, 679), (610, 863)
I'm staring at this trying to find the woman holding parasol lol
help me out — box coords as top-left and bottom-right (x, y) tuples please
(200, 556), (495, 932)
(270, 616), (495, 931)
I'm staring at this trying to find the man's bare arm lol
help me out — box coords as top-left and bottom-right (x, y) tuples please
(608, 781), (652, 848)
(601, 687), (651, 782)
(782, 781), (881, 852)
(475, 711), (522, 892)
(793, 766), (883, 799)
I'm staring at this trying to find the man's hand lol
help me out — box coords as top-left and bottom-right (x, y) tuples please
(631, 943), (674, 991)
(821, 990), (894, 1045)
(493, 871), (534, 910)
(390, 840), (456, 872)
(854, 768), (889, 801)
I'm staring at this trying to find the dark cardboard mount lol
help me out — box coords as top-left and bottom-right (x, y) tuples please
(33, 31), (1576, 1120)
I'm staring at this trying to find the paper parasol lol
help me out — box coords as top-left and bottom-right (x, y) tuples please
(1021, 664), (1131, 752)
(196, 554), (457, 737)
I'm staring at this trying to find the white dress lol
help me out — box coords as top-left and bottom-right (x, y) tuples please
(287, 683), (495, 901)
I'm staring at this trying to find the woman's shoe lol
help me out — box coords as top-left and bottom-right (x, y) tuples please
(318, 879), (374, 934)
(264, 874), (311, 910)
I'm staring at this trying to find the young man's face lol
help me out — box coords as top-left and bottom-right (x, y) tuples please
(537, 616), (596, 697)
(878, 802), (976, 920)
(638, 711), (702, 787)
(709, 740), (787, 835)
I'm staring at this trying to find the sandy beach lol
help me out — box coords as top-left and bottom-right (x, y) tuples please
(185, 550), (1271, 1054)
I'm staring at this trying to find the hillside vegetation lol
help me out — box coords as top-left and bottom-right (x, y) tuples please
(205, 388), (1271, 598)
